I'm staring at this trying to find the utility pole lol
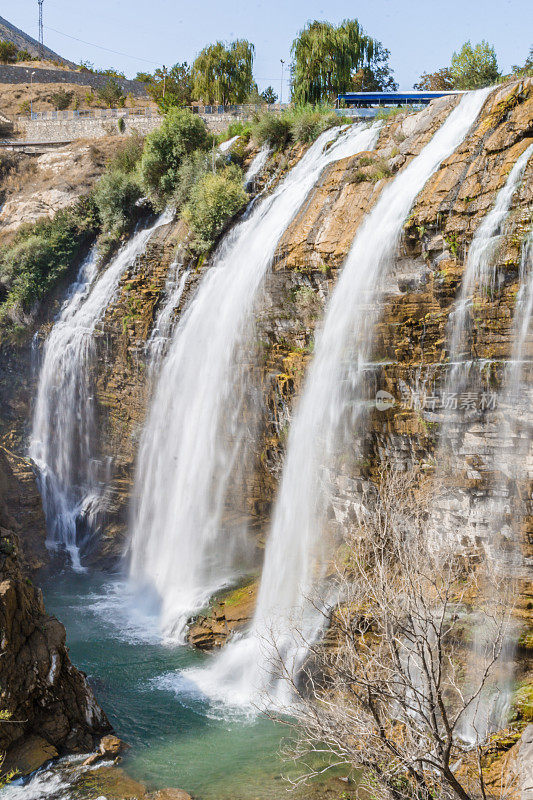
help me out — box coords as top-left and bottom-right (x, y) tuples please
(38, 0), (44, 58)
(30, 70), (36, 117)
(280, 59), (284, 105)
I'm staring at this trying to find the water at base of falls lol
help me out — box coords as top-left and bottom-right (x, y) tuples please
(128, 122), (381, 643)
(0, 572), (335, 800)
(30, 210), (173, 571)
(184, 88), (494, 711)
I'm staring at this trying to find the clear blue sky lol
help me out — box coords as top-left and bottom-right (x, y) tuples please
(3, 0), (531, 92)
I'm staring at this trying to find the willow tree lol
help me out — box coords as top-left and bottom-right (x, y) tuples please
(192, 40), (255, 105)
(291, 19), (376, 105)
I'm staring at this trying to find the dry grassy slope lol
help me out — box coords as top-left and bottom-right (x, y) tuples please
(0, 81), (155, 119)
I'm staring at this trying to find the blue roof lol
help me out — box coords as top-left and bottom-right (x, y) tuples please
(338, 90), (463, 105)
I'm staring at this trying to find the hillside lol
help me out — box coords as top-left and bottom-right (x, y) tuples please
(0, 14), (74, 66)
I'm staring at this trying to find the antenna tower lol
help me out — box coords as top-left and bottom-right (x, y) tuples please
(38, 0), (44, 58)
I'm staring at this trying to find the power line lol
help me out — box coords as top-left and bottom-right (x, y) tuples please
(44, 24), (163, 66)
(44, 22), (289, 83)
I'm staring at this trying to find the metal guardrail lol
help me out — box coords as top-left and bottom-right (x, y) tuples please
(19, 103), (292, 122)
(336, 108), (378, 118)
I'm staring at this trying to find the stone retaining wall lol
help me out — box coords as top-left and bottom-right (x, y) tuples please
(15, 111), (255, 141)
(0, 64), (147, 97)
(15, 115), (164, 141)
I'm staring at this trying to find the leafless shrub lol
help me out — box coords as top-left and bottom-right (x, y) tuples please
(269, 467), (515, 800)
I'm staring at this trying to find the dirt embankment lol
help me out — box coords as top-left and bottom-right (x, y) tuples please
(0, 135), (129, 243)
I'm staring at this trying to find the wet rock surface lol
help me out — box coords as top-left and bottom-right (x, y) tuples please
(0, 447), (111, 775)
(187, 580), (257, 649)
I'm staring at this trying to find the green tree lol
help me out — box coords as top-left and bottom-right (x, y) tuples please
(450, 40), (500, 89)
(192, 40), (255, 105)
(0, 41), (17, 64)
(261, 86), (278, 104)
(97, 78), (125, 107)
(291, 19), (377, 105)
(511, 45), (533, 78)
(139, 107), (211, 204)
(352, 43), (397, 91)
(145, 63), (192, 111)
(413, 67), (455, 90)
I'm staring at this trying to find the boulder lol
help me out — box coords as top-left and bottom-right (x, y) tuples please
(2, 734), (58, 775)
(83, 734), (129, 766)
(148, 790), (193, 800)
(99, 734), (128, 757)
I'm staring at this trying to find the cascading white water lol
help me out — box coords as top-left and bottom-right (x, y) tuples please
(447, 142), (533, 368)
(187, 88), (493, 708)
(128, 122), (381, 641)
(446, 148), (533, 744)
(508, 227), (533, 402)
(30, 211), (172, 570)
(243, 144), (270, 190)
(146, 252), (190, 370)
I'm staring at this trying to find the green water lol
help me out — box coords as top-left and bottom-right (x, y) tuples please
(41, 571), (302, 800)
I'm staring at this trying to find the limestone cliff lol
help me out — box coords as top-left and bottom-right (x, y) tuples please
(1, 81), (532, 645)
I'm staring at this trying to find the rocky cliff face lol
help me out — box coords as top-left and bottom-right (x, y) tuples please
(0, 446), (111, 775)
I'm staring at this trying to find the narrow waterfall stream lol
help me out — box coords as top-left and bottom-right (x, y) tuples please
(243, 144), (270, 189)
(447, 141), (533, 372)
(128, 122), (381, 641)
(187, 88), (493, 708)
(146, 252), (190, 370)
(30, 211), (173, 570)
(508, 228), (533, 401)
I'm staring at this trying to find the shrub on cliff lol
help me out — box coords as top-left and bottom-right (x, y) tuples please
(0, 198), (98, 322)
(184, 165), (247, 253)
(94, 170), (142, 236)
(252, 113), (292, 150)
(289, 105), (340, 144)
(107, 134), (144, 174)
(140, 108), (212, 207)
(252, 105), (344, 149)
(173, 150), (210, 208)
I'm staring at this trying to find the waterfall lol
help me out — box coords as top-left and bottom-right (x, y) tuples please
(444, 148), (533, 744)
(146, 252), (190, 370)
(128, 122), (381, 642)
(244, 144), (270, 190)
(447, 142), (533, 369)
(508, 228), (533, 407)
(30, 211), (172, 570)
(187, 88), (493, 708)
